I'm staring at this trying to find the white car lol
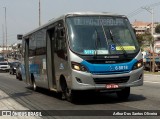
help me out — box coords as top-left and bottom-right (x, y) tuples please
(0, 62), (10, 72)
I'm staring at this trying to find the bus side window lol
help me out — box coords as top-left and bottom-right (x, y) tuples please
(55, 23), (67, 60)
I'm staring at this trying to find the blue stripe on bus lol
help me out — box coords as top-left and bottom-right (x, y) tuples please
(29, 64), (39, 74)
(81, 59), (137, 74)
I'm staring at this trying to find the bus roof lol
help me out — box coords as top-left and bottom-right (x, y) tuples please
(23, 12), (127, 38)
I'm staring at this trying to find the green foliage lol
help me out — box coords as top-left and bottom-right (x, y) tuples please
(136, 34), (144, 47)
(136, 33), (152, 50)
(155, 24), (160, 33)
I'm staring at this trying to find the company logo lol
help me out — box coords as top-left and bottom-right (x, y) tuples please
(105, 61), (116, 64)
(2, 111), (11, 116)
(59, 63), (64, 70)
(109, 66), (114, 71)
(104, 56), (119, 59)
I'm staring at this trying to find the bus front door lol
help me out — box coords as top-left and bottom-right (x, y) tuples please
(24, 39), (31, 84)
(47, 28), (57, 90)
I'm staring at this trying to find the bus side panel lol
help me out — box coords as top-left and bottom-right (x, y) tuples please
(32, 55), (48, 88)
(46, 28), (57, 90)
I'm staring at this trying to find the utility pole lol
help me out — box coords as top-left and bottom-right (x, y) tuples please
(142, 7), (155, 72)
(4, 7), (8, 52)
(2, 25), (5, 54)
(39, 0), (41, 26)
(151, 8), (155, 72)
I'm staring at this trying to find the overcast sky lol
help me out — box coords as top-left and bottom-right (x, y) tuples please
(0, 0), (160, 45)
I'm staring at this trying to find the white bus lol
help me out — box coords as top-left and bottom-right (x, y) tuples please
(20, 12), (143, 102)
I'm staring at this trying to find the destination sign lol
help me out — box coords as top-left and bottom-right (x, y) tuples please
(74, 18), (125, 26)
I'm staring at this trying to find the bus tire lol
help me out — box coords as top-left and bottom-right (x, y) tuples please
(19, 74), (22, 81)
(33, 80), (37, 91)
(116, 87), (130, 100)
(60, 78), (75, 102)
(31, 74), (37, 91)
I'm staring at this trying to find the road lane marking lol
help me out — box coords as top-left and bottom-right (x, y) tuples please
(144, 81), (160, 84)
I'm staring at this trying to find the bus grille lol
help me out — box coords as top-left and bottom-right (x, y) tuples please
(91, 71), (130, 75)
(87, 59), (132, 64)
(93, 76), (130, 84)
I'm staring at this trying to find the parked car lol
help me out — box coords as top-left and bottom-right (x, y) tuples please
(9, 62), (20, 75)
(0, 61), (10, 72)
(16, 63), (22, 80)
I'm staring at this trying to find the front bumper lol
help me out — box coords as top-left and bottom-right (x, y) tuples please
(70, 67), (143, 91)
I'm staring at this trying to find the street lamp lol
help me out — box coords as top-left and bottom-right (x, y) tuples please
(39, 0), (41, 26)
(142, 7), (154, 36)
(2, 25), (5, 54)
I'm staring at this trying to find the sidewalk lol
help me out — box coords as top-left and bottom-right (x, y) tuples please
(0, 89), (42, 119)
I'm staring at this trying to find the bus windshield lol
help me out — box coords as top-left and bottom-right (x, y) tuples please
(66, 16), (139, 55)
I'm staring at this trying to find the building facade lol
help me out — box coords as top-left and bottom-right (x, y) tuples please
(0, 43), (21, 59)
(132, 20), (160, 53)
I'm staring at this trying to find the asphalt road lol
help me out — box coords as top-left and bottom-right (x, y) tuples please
(0, 72), (160, 119)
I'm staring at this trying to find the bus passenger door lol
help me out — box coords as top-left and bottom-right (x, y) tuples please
(47, 21), (68, 91)
(24, 39), (31, 84)
(47, 28), (57, 89)
(54, 22), (68, 91)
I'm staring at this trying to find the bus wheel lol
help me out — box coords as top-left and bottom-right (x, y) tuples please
(61, 79), (75, 102)
(19, 74), (22, 81)
(31, 75), (37, 91)
(116, 87), (130, 100)
(33, 80), (37, 91)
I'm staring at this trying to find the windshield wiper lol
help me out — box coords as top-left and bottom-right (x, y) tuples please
(99, 17), (128, 57)
(99, 18), (111, 54)
(93, 29), (101, 59)
(109, 29), (128, 57)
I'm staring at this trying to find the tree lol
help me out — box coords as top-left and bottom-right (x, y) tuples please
(136, 34), (144, 48)
(136, 32), (156, 72)
(155, 24), (160, 33)
(136, 33), (152, 50)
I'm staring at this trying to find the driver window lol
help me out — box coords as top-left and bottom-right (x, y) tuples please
(55, 21), (67, 60)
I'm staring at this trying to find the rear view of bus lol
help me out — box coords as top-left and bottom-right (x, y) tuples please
(65, 13), (143, 101)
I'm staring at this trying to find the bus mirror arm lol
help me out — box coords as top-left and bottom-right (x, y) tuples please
(65, 55), (68, 61)
(57, 27), (65, 39)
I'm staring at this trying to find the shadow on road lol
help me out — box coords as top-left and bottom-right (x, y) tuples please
(26, 87), (146, 105)
(10, 91), (33, 98)
(72, 93), (146, 105)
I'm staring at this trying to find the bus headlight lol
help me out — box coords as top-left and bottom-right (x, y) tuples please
(71, 62), (88, 72)
(132, 59), (143, 70)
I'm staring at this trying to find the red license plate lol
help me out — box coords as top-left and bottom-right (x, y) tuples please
(106, 84), (119, 89)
